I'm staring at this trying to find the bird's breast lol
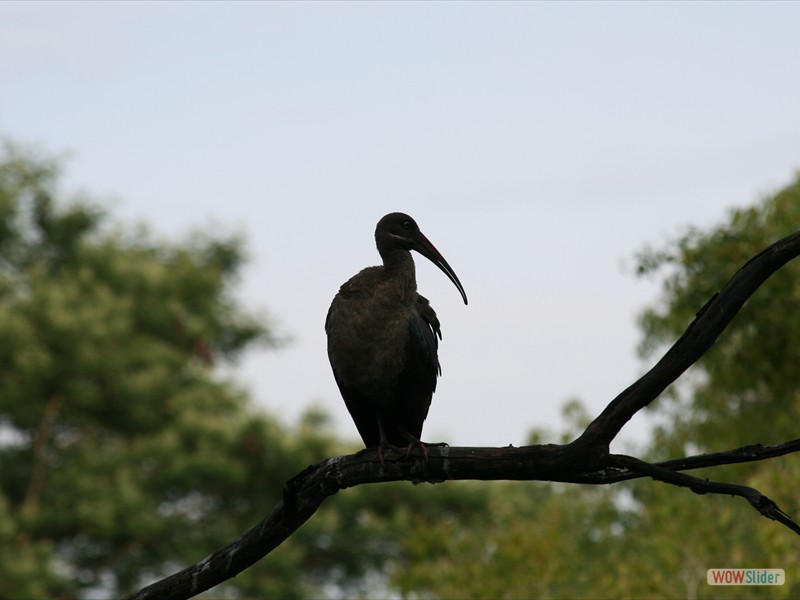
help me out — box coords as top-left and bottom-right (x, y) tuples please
(326, 274), (416, 397)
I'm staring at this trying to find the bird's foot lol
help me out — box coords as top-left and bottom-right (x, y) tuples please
(376, 438), (447, 464)
(376, 442), (401, 465)
(404, 439), (429, 461)
(377, 443), (387, 465)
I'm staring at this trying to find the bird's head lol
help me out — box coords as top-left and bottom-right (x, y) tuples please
(375, 212), (468, 305)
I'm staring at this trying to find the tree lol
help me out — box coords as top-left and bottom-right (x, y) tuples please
(130, 173), (800, 598)
(0, 141), (500, 599)
(0, 139), (284, 597)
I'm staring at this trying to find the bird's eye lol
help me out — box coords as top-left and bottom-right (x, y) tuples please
(402, 221), (412, 230)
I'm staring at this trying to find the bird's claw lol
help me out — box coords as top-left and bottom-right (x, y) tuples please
(377, 442), (402, 465)
(405, 440), (429, 461)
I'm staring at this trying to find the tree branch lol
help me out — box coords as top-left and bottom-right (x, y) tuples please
(125, 230), (800, 600)
(566, 438), (800, 484)
(572, 229), (800, 455)
(609, 454), (800, 535)
(21, 393), (64, 521)
(125, 440), (800, 600)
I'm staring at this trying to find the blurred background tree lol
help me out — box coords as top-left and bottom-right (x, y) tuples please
(0, 140), (496, 599)
(621, 175), (800, 599)
(0, 139), (293, 597)
(1, 136), (797, 598)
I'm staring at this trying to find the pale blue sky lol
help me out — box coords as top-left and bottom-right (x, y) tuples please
(2, 1), (799, 449)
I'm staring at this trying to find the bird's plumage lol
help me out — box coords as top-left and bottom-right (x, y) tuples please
(325, 213), (466, 453)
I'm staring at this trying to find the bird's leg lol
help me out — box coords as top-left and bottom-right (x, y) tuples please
(376, 417), (392, 465)
(411, 441), (429, 461)
(400, 430), (429, 461)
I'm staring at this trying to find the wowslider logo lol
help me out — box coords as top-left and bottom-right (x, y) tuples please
(707, 569), (785, 586)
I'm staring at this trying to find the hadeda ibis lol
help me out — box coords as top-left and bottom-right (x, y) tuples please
(325, 212), (467, 462)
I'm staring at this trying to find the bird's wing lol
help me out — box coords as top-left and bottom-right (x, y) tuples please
(325, 293), (382, 448)
(330, 369), (382, 448)
(415, 294), (442, 341)
(384, 295), (442, 442)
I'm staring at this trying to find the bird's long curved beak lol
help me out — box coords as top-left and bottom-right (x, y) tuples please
(414, 233), (469, 305)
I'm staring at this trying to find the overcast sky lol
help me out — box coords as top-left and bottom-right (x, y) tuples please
(2, 1), (799, 450)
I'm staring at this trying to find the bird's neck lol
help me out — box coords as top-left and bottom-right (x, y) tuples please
(381, 250), (417, 299)
(381, 247), (414, 273)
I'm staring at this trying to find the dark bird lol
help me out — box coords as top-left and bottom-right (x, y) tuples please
(325, 212), (467, 461)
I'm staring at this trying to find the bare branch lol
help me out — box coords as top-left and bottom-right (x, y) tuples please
(125, 440), (800, 600)
(125, 230), (800, 600)
(567, 438), (800, 484)
(573, 230), (800, 454)
(610, 454), (800, 535)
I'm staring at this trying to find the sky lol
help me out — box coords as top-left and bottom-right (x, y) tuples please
(2, 1), (799, 451)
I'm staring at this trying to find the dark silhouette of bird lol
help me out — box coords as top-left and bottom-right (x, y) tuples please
(325, 212), (467, 461)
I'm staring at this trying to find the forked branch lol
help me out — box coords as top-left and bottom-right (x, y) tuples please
(126, 230), (800, 600)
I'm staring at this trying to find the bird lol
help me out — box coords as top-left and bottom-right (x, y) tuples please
(325, 212), (467, 462)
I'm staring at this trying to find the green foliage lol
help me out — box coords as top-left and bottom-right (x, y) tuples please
(634, 175), (800, 451)
(0, 141), (336, 598)
(626, 174), (800, 597)
(392, 481), (626, 599)
(0, 140), (280, 597)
